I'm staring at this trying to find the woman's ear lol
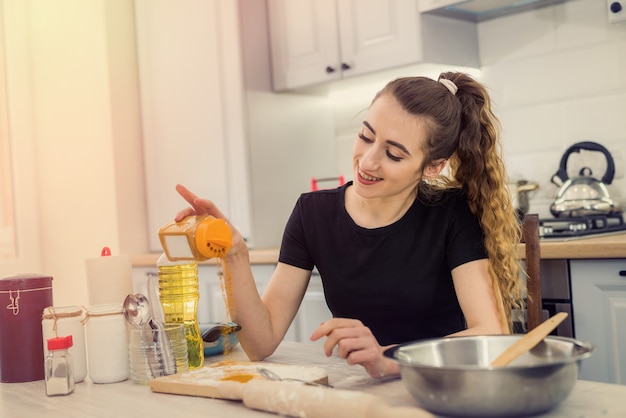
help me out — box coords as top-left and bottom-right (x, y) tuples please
(423, 159), (447, 179)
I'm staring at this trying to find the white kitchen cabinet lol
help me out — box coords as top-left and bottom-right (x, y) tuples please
(134, 0), (252, 250)
(132, 264), (273, 324)
(267, 0), (479, 91)
(133, 263), (331, 343)
(198, 264), (274, 324)
(295, 273), (334, 344)
(267, 0), (421, 90)
(570, 259), (626, 384)
(198, 264), (334, 343)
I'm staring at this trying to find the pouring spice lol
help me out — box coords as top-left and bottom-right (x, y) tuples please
(217, 257), (237, 354)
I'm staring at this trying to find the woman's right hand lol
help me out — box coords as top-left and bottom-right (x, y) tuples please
(174, 184), (248, 258)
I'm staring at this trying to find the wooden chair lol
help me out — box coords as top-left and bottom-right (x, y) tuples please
(521, 213), (542, 331)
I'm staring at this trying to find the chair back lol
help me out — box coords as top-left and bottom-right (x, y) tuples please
(522, 213), (542, 331)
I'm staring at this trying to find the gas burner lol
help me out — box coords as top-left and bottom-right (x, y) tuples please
(540, 213), (626, 239)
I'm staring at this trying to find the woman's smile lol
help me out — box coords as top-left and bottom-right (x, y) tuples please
(357, 169), (383, 184)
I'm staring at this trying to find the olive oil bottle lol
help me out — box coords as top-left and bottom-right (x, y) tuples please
(156, 254), (204, 369)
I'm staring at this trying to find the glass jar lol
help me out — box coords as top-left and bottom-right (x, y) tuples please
(128, 323), (188, 384)
(42, 306), (87, 383)
(84, 303), (129, 383)
(45, 335), (75, 396)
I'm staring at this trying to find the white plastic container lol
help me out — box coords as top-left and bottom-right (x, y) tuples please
(84, 303), (129, 383)
(42, 306), (87, 383)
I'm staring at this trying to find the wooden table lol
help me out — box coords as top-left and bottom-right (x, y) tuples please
(1, 341), (625, 418)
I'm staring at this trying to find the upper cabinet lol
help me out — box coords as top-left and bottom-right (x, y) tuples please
(267, 0), (480, 91)
(268, 0), (420, 90)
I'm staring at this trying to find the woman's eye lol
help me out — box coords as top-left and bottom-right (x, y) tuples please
(386, 151), (402, 162)
(358, 133), (373, 143)
(359, 133), (403, 161)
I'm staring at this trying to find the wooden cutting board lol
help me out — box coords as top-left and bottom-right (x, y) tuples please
(150, 361), (434, 418)
(149, 360), (328, 400)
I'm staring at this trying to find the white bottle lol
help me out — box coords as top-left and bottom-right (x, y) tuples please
(45, 335), (75, 396)
(84, 303), (129, 383)
(42, 306), (87, 383)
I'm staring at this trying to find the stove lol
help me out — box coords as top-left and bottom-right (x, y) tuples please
(540, 213), (626, 240)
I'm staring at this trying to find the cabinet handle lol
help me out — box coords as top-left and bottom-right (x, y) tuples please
(620, 270), (626, 277)
(325, 66), (336, 74)
(341, 63), (351, 71)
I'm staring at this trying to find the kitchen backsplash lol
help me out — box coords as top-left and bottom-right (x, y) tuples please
(326, 0), (625, 219)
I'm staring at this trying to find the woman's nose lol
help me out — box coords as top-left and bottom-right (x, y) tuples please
(360, 146), (381, 170)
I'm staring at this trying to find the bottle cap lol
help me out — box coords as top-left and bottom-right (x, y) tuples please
(195, 217), (232, 258)
(47, 335), (73, 350)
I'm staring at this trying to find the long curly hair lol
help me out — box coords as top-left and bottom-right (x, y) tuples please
(375, 72), (523, 332)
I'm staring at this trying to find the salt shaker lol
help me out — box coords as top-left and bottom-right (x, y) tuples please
(42, 306), (87, 383)
(45, 335), (75, 396)
(84, 303), (129, 383)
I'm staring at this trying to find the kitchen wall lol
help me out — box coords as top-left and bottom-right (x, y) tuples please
(0, 0), (146, 305)
(324, 0), (626, 218)
(239, 0), (337, 248)
(480, 0), (626, 216)
(2, 0), (624, 306)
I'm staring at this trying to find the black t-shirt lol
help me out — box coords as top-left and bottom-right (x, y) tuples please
(278, 182), (488, 346)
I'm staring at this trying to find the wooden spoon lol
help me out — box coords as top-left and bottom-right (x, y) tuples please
(491, 312), (569, 367)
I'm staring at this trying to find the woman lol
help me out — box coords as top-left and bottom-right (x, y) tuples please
(175, 71), (524, 378)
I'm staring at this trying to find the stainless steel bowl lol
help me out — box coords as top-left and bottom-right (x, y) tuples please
(384, 335), (594, 417)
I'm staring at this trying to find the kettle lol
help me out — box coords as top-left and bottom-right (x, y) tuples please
(550, 141), (621, 218)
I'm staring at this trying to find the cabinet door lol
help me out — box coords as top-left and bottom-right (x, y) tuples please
(336, 0), (420, 78)
(135, 0), (251, 250)
(199, 264), (273, 324)
(268, 0), (341, 90)
(268, 0), (420, 91)
(570, 259), (626, 384)
(293, 274), (333, 344)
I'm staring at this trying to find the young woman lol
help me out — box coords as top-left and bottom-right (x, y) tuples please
(175, 71), (524, 378)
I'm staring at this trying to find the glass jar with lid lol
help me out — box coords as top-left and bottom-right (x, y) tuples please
(42, 306), (87, 383)
(84, 303), (129, 383)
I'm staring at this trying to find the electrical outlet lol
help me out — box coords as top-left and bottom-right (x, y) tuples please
(607, 1), (626, 23)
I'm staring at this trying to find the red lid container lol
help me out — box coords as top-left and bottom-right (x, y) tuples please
(0, 274), (53, 382)
(47, 335), (73, 351)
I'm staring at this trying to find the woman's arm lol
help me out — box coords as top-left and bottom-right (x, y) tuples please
(175, 184), (311, 360)
(450, 258), (507, 336)
(231, 260), (311, 360)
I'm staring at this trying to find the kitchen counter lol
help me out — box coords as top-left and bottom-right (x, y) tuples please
(517, 231), (626, 259)
(2, 341), (624, 418)
(132, 231), (626, 266)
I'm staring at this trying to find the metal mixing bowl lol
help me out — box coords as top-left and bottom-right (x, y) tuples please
(384, 335), (594, 417)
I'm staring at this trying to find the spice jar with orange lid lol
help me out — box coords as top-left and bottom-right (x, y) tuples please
(157, 215), (233, 370)
(158, 215), (232, 261)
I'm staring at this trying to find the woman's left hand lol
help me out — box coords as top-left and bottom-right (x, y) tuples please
(310, 318), (398, 378)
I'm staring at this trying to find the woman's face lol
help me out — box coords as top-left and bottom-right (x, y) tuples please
(352, 94), (435, 200)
